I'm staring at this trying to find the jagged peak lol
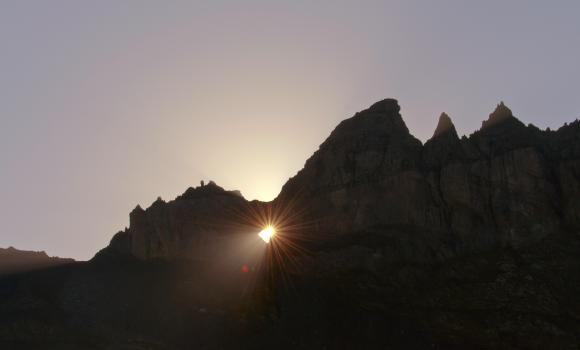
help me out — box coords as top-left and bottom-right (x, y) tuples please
(325, 98), (411, 145)
(130, 205), (144, 215)
(367, 98), (400, 113)
(432, 112), (457, 138)
(148, 196), (166, 209)
(557, 118), (580, 131)
(481, 101), (515, 129)
(206, 180), (219, 187)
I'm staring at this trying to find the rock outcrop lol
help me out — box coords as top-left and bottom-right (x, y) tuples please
(432, 112), (456, 138)
(481, 101), (513, 129)
(97, 99), (580, 263)
(95, 181), (257, 261)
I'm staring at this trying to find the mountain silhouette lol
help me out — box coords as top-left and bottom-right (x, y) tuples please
(99, 98), (579, 263)
(2, 99), (580, 349)
(0, 247), (74, 275)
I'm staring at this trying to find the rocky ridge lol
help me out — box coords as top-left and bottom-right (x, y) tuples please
(100, 98), (580, 263)
(0, 247), (74, 274)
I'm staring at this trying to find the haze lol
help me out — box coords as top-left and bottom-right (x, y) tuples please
(1, 1), (579, 260)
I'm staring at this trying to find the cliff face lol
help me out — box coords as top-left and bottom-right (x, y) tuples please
(98, 99), (580, 262)
(277, 99), (578, 260)
(95, 182), (255, 261)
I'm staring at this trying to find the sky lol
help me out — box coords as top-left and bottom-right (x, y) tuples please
(1, 0), (579, 260)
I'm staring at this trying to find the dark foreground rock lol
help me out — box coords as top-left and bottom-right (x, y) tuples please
(1, 232), (580, 349)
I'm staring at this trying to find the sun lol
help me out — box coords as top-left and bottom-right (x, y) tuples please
(258, 226), (276, 243)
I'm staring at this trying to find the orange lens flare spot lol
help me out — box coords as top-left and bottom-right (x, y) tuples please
(258, 226), (276, 243)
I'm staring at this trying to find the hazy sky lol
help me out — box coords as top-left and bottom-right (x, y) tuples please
(1, 1), (579, 260)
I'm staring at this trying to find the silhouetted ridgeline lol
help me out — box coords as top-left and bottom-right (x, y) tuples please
(98, 99), (580, 262)
(0, 246), (74, 274)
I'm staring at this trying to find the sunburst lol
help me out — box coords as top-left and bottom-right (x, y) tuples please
(258, 226), (276, 243)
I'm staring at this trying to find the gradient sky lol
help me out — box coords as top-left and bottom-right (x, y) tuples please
(1, 1), (579, 260)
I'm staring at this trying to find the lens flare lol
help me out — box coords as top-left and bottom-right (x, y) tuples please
(258, 226), (276, 243)
(225, 188), (319, 291)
